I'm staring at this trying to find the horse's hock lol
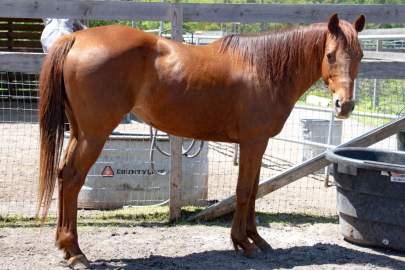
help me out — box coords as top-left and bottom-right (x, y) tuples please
(64, 130), (209, 210)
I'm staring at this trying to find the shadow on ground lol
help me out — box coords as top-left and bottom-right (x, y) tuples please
(92, 243), (404, 270)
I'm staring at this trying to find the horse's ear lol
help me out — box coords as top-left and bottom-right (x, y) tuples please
(354, 14), (365, 32)
(328, 13), (340, 35)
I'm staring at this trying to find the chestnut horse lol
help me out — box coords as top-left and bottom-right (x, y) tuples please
(38, 14), (365, 268)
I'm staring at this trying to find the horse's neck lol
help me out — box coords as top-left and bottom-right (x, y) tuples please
(295, 46), (324, 95)
(218, 26), (326, 107)
(268, 27), (326, 105)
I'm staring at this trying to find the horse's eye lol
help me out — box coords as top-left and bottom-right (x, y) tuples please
(327, 52), (335, 63)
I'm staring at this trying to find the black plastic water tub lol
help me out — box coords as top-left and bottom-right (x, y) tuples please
(326, 147), (405, 251)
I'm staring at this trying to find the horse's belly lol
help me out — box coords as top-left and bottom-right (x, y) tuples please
(133, 95), (235, 140)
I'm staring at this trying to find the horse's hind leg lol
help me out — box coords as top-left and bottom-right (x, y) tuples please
(57, 134), (77, 261)
(231, 139), (268, 257)
(56, 132), (108, 268)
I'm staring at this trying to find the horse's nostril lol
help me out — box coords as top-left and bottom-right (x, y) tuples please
(335, 99), (341, 108)
(351, 103), (355, 111)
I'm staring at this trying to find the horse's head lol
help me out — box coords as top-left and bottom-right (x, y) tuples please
(322, 13), (365, 119)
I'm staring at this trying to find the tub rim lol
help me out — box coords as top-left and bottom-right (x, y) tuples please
(326, 147), (405, 174)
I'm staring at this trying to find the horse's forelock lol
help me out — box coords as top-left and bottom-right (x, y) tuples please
(338, 20), (363, 55)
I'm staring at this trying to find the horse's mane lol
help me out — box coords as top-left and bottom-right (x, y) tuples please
(219, 24), (328, 89)
(219, 21), (362, 93)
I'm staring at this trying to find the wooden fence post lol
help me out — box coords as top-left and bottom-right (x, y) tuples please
(169, 2), (183, 222)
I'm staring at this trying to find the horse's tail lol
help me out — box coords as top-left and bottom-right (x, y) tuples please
(37, 35), (75, 219)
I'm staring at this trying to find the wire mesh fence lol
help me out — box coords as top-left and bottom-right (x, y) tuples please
(0, 71), (40, 216)
(0, 19), (404, 219)
(1, 71), (404, 218)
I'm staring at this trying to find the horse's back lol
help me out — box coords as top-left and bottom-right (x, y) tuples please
(65, 25), (158, 77)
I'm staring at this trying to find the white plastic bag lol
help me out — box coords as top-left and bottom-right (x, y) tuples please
(40, 19), (85, 52)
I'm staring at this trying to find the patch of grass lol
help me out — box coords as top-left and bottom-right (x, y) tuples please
(0, 215), (56, 228)
(0, 207), (170, 228)
(255, 212), (338, 227)
(0, 206), (338, 229)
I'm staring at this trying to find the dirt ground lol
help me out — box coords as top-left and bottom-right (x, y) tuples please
(1, 221), (405, 270)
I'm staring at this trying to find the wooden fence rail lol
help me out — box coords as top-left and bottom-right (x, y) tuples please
(0, 1), (405, 24)
(1, 51), (405, 79)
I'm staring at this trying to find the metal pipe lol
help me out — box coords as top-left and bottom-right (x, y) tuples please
(272, 136), (336, 149)
(295, 105), (397, 120)
(324, 97), (335, 187)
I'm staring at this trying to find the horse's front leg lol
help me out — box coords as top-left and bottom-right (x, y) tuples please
(231, 138), (268, 257)
(246, 170), (272, 252)
(56, 135), (106, 269)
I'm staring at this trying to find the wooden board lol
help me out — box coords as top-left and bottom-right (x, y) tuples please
(0, 23), (44, 32)
(183, 4), (405, 24)
(0, 1), (170, 21)
(0, 18), (43, 23)
(0, 52), (44, 73)
(0, 17), (44, 52)
(0, 1), (404, 24)
(0, 32), (42, 40)
(362, 28), (405, 36)
(359, 51), (405, 79)
(2, 50), (404, 78)
(0, 40), (42, 48)
(169, 3), (184, 222)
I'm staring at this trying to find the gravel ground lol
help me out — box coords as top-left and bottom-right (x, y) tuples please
(1, 222), (404, 270)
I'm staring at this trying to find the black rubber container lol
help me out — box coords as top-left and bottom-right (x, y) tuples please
(326, 147), (405, 251)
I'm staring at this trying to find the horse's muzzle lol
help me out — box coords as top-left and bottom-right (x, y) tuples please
(334, 98), (355, 119)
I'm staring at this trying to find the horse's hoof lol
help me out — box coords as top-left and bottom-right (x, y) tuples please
(67, 254), (90, 269)
(64, 251), (71, 260)
(241, 242), (258, 258)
